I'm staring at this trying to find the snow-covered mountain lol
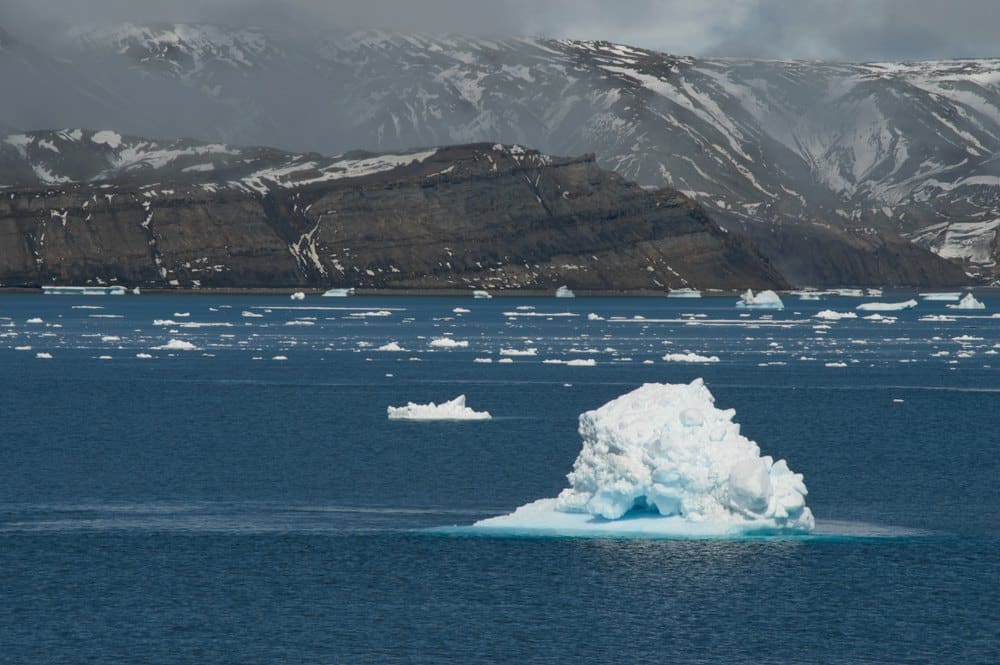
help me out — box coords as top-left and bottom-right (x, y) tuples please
(2, 22), (998, 283)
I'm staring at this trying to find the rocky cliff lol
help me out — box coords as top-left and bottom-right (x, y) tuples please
(0, 132), (784, 291)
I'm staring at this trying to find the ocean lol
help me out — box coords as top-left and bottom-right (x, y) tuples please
(1, 293), (997, 663)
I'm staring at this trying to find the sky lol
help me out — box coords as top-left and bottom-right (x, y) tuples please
(2, 0), (998, 62)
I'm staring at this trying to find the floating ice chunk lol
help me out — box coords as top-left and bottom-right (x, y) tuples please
(920, 292), (961, 302)
(472, 290), (492, 299)
(14, 346), (32, 351)
(290, 292), (305, 301)
(475, 380), (812, 536)
(152, 339), (199, 351)
(555, 285), (575, 298)
(136, 353), (153, 359)
(736, 289), (784, 310)
(946, 293), (985, 310)
(543, 358), (597, 366)
(241, 310), (263, 318)
(825, 362), (848, 368)
(663, 352), (720, 363)
(452, 307), (471, 314)
(272, 355), (288, 361)
(377, 342), (406, 352)
(587, 313), (604, 321)
(498, 358), (514, 364)
(173, 312), (190, 318)
(35, 352), (53, 359)
(322, 288), (355, 297)
(429, 337), (468, 348)
(814, 310), (857, 320)
(26, 317), (43, 324)
(473, 357), (493, 363)
(500, 347), (537, 356)
(856, 300), (918, 312)
(98, 355), (112, 360)
(386, 395), (491, 421)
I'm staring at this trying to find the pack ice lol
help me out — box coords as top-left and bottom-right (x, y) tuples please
(475, 380), (813, 536)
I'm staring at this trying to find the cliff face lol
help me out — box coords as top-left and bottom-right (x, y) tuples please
(0, 137), (784, 291)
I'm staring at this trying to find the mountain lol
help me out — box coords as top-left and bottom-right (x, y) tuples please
(0, 130), (784, 291)
(1, 23), (992, 285)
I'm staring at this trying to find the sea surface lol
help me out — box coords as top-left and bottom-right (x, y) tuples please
(1, 292), (998, 663)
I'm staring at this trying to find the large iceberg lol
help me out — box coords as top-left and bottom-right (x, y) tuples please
(475, 380), (813, 536)
(387, 395), (491, 421)
(946, 293), (986, 310)
(736, 289), (784, 310)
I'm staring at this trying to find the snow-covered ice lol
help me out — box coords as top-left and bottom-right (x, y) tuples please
(555, 285), (576, 298)
(814, 310), (857, 320)
(947, 293), (986, 310)
(290, 291), (306, 301)
(857, 299), (918, 312)
(429, 337), (469, 348)
(474, 380), (813, 537)
(386, 395), (491, 421)
(663, 352), (720, 363)
(736, 289), (784, 310)
(377, 342), (407, 352)
(152, 339), (199, 351)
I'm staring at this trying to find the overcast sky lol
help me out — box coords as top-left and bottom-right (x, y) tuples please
(3, 0), (998, 61)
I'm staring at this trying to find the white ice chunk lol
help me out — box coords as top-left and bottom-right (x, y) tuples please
(814, 310), (858, 320)
(377, 342), (407, 352)
(290, 291), (306, 301)
(736, 289), (784, 310)
(429, 337), (469, 348)
(152, 339), (199, 351)
(946, 293), (986, 310)
(856, 300), (918, 312)
(476, 380), (813, 536)
(386, 395), (491, 421)
(663, 352), (720, 363)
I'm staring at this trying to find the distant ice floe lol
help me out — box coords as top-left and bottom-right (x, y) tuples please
(290, 291), (305, 301)
(857, 299), (918, 312)
(663, 352), (720, 363)
(814, 310), (857, 320)
(387, 395), (491, 421)
(543, 358), (596, 366)
(429, 337), (468, 348)
(152, 339), (199, 351)
(555, 285), (576, 298)
(500, 347), (537, 356)
(920, 292), (962, 302)
(947, 293), (986, 310)
(736, 289), (784, 310)
(35, 352), (53, 359)
(452, 307), (471, 314)
(474, 380), (813, 537)
(377, 342), (407, 352)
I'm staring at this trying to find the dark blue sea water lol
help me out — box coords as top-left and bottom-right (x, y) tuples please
(1, 292), (998, 663)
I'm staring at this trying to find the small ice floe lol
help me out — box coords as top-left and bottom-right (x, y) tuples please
(173, 312), (190, 318)
(386, 395), (491, 421)
(152, 339), (199, 351)
(136, 353), (153, 359)
(242, 310), (263, 318)
(892, 398), (905, 403)
(290, 292), (305, 301)
(26, 317), (44, 324)
(856, 300), (917, 312)
(272, 355), (288, 361)
(473, 290), (492, 299)
(736, 289), (784, 310)
(35, 352), (53, 359)
(814, 310), (857, 320)
(500, 348), (537, 356)
(498, 358), (514, 364)
(452, 307), (471, 314)
(946, 293), (986, 310)
(473, 357), (493, 363)
(920, 314), (956, 322)
(285, 320), (315, 326)
(322, 288), (355, 297)
(587, 313), (604, 321)
(377, 342), (406, 352)
(825, 362), (848, 368)
(348, 310), (393, 318)
(101, 335), (121, 342)
(663, 352), (720, 363)
(543, 358), (597, 366)
(429, 337), (468, 348)
(920, 292), (961, 302)
(99, 355), (112, 360)
(555, 285), (576, 298)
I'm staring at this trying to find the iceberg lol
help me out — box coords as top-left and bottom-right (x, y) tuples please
(667, 288), (702, 298)
(920, 292), (961, 302)
(429, 337), (469, 349)
(152, 339), (199, 351)
(856, 299), (918, 312)
(736, 289), (784, 310)
(472, 290), (492, 299)
(290, 291), (305, 301)
(322, 288), (355, 297)
(663, 352), (720, 363)
(474, 380), (813, 537)
(555, 285), (576, 298)
(946, 293), (986, 310)
(387, 395), (492, 421)
(813, 310), (857, 320)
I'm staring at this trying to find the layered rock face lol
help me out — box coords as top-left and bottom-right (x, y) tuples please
(0, 136), (784, 290)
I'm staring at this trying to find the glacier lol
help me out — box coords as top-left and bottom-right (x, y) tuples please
(474, 380), (813, 537)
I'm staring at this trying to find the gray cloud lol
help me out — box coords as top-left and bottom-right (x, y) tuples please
(2, 0), (998, 61)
